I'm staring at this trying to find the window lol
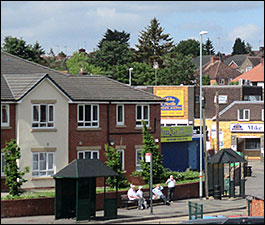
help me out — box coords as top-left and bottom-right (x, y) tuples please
(219, 79), (225, 85)
(32, 152), (54, 176)
(1, 153), (6, 176)
(32, 104), (54, 128)
(1, 104), (9, 127)
(262, 109), (264, 121)
(136, 149), (143, 171)
(78, 104), (99, 127)
(238, 109), (250, 121)
(245, 138), (260, 150)
(78, 150), (99, 159)
(136, 105), (149, 127)
(243, 95), (262, 101)
(117, 149), (125, 171)
(116, 105), (124, 126)
(246, 66), (252, 72)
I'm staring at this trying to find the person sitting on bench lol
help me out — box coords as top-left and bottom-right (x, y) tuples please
(127, 184), (144, 209)
(152, 184), (170, 205)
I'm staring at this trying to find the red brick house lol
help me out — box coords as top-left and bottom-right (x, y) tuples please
(1, 51), (163, 188)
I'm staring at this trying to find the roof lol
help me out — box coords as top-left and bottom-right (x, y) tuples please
(212, 100), (264, 120)
(247, 56), (261, 67)
(195, 59), (241, 80)
(232, 59), (264, 82)
(1, 51), (163, 102)
(208, 148), (246, 164)
(53, 159), (119, 178)
(223, 55), (248, 67)
(191, 55), (212, 68)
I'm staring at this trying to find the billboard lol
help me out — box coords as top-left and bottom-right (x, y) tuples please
(154, 88), (184, 116)
(161, 126), (193, 142)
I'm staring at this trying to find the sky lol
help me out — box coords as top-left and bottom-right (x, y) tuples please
(1, 1), (264, 56)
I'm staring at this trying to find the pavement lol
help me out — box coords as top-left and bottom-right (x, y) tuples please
(1, 160), (263, 224)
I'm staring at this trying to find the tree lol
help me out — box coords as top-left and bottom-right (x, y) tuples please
(135, 17), (174, 67)
(232, 38), (247, 55)
(173, 39), (201, 57)
(104, 144), (128, 188)
(204, 38), (215, 55)
(157, 53), (196, 85)
(245, 42), (254, 55)
(3, 139), (29, 196)
(202, 74), (211, 85)
(66, 51), (104, 75)
(98, 28), (130, 49)
(2, 36), (45, 64)
(139, 121), (164, 184)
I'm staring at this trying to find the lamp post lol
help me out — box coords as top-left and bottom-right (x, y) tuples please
(129, 68), (133, 86)
(199, 30), (208, 200)
(153, 62), (159, 86)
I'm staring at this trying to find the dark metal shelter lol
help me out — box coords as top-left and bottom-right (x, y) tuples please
(207, 148), (246, 198)
(53, 159), (119, 221)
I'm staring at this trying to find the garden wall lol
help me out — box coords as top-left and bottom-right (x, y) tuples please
(1, 181), (202, 218)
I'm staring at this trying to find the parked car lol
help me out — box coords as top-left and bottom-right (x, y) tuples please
(181, 216), (264, 224)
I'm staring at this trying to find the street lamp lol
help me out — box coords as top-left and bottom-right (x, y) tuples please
(153, 62), (159, 86)
(129, 68), (133, 86)
(199, 30), (208, 200)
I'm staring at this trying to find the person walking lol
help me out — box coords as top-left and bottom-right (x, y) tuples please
(166, 175), (176, 203)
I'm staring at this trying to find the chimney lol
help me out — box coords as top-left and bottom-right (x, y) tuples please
(79, 48), (86, 54)
(211, 55), (220, 63)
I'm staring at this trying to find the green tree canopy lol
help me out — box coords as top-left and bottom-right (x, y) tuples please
(2, 36), (45, 64)
(204, 38), (215, 55)
(3, 139), (29, 196)
(66, 51), (104, 75)
(173, 39), (201, 57)
(98, 28), (130, 49)
(135, 17), (174, 67)
(232, 37), (248, 55)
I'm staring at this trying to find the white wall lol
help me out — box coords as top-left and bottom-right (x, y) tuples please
(16, 79), (69, 188)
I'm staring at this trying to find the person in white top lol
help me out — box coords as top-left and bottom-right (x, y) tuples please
(152, 184), (170, 205)
(127, 184), (143, 209)
(136, 186), (148, 209)
(166, 175), (176, 202)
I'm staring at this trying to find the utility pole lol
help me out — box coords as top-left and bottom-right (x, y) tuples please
(216, 91), (220, 152)
(203, 97), (208, 199)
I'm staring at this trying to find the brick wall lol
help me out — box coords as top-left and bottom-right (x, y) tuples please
(1, 182), (201, 218)
(246, 196), (264, 216)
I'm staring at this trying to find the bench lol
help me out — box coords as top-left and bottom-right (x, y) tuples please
(120, 192), (163, 210)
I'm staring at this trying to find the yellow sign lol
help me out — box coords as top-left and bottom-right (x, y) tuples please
(154, 89), (184, 116)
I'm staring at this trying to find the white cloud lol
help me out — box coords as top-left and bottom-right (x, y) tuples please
(227, 24), (264, 42)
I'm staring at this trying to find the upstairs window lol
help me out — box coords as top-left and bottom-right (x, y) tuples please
(116, 105), (124, 126)
(219, 79), (225, 85)
(78, 150), (99, 159)
(1, 104), (9, 127)
(238, 109), (250, 121)
(136, 105), (149, 127)
(1, 153), (6, 176)
(32, 104), (54, 128)
(78, 104), (99, 128)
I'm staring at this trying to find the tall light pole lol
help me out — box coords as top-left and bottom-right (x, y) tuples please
(153, 62), (159, 86)
(199, 30), (208, 200)
(129, 68), (133, 86)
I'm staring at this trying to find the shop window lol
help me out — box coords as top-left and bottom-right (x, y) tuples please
(245, 138), (260, 150)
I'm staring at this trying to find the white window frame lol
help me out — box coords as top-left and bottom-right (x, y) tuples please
(1, 104), (9, 127)
(116, 104), (125, 126)
(246, 66), (252, 72)
(32, 104), (55, 128)
(117, 149), (125, 171)
(136, 105), (149, 127)
(219, 78), (225, 85)
(1, 153), (6, 176)
(77, 104), (99, 128)
(262, 109), (264, 121)
(77, 150), (99, 159)
(32, 152), (55, 177)
(136, 149), (143, 171)
(238, 109), (250, 121)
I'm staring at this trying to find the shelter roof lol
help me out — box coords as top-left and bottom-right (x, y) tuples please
(53, 159), (119, 178)
(208, 148), (246, 164)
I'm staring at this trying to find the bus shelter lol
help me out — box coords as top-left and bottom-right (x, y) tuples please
(53, 159), (119, 221)
(207, 148), (246, 198)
